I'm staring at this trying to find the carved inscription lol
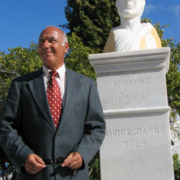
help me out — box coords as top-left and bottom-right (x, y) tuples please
(111, 78), (151, 100)
(106, 129), (131, 137)
(123, 141), (146, 149)
(118, 92), (145, 100)
(112, 78), (151, 87)
(106, 127), (164, 137)
(137, 127), (164, 135)
(106, 127), (164, 149)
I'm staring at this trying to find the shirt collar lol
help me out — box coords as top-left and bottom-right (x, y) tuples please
(43, 64), (66, 80)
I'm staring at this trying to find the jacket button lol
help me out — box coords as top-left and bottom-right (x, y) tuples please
(56, 134), (59, 138)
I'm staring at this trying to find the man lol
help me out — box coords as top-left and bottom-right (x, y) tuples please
(0, 26), (105, 180)
(103, 0), (161, 52)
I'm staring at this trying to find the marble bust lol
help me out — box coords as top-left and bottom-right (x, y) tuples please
(103, 0), (162, 53)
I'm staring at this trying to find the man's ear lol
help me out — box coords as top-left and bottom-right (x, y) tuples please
(64, 43), (69, 54)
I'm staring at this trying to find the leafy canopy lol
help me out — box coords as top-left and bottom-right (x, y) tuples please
(60, 0), (120, 50)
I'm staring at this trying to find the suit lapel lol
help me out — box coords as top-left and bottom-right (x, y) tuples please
(58, 68), (81, 129)
(27, 68), (56, 132)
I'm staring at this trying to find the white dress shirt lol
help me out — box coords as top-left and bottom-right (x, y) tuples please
(43, 64), (66, 103)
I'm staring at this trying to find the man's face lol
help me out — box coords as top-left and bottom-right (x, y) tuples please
(38, 27), (69, 70)
(117, 0), (145, 19)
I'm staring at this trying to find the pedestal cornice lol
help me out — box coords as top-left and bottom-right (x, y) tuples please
(89, 47), (170, 74)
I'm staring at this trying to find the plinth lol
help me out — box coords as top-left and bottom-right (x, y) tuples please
(89, 48), (174, 180)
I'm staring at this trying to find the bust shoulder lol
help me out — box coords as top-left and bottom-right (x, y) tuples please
(111, 26), (121, 32)
(141, 22), (154, 31)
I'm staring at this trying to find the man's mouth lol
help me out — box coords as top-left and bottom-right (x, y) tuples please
(43, 52), (52, 54)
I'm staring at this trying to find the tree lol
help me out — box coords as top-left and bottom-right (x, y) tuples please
(0, 43), (42, 116)
(173, 153), (180, 180)
(60, 0), (119, 50)
(65, 33), (98, 80)
(166, 42), (180, 115)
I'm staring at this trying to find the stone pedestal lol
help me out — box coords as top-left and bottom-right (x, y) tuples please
(88, 47), (174, 180)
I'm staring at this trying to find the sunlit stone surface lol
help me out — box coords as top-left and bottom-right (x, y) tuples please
(89, 48), (174, 180)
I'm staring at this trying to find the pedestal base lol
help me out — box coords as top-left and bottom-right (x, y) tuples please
(101, 108), (173, 180)
(89, 48), (174, 180)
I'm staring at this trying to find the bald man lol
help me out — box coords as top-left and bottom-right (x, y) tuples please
(0, 26), (105, 180)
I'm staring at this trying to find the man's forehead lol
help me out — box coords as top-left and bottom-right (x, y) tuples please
(39, 35), (57, 39)
(39, 27), (64, 38)
(39, 31), (59, 38)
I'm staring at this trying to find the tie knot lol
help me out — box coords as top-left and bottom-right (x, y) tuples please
(49, 71), (58, 77)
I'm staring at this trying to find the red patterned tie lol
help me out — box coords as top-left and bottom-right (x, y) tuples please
(46, 71), (62, 128)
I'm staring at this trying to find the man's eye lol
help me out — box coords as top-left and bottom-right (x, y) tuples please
(39, 40), (44, 44)
(50, 39), (56, 42)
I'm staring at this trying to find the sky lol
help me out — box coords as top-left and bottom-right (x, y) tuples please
(0, 0), (180, 53)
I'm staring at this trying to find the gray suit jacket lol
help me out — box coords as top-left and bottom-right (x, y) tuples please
(0, 68), (105, 180)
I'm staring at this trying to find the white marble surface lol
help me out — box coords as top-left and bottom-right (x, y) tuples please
(89, 48), (170, 111)
(89, 48), (170, 73)
(89, 48), (174, 180)
(104, 0), (161, 52)
(101, 110), (173, 180)
(97, 69), (168, 110)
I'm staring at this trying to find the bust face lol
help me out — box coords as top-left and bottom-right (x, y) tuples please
(116, 0), (145, 19)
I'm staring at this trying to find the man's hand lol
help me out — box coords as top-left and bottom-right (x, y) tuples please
(25, 154), (46, 174)
(61, 152), (82, 169)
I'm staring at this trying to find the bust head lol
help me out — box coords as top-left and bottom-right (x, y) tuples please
(103, 0), (161, 53)
(116, 0), (145, 19)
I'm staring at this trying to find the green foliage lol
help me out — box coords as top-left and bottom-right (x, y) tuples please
(60, 0), (120, 51)
(173, 153), (180, 180)
(0, 43), (41, 75)
(166, 42), (180, 115)
(89, 152), (99, 180)
(0, 43), (42, 116)
(65, 33), (98, 80)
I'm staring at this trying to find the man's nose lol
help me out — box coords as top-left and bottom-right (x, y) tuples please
(43, 40), (50, 48)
